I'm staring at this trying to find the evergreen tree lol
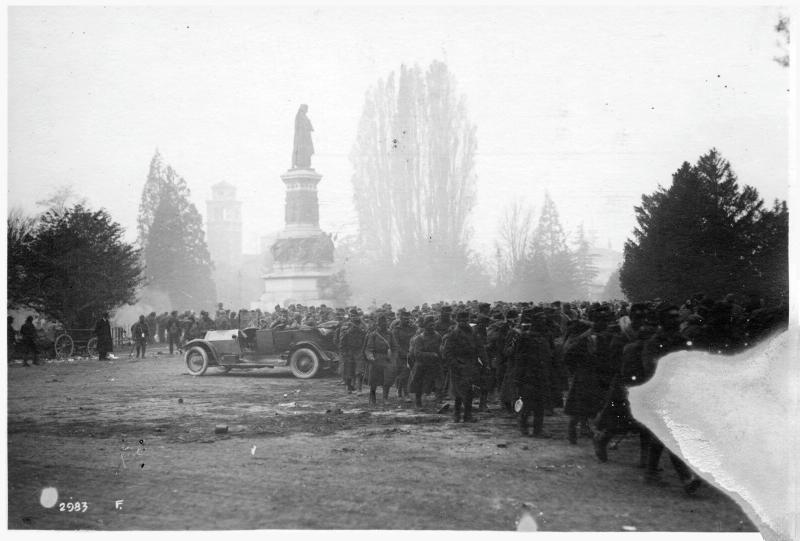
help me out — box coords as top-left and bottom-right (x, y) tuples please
(527, 192), (578, 301)
(138, 151), (217, 311)
(8, 205), (143, 328)
(572, 223), (599, 299)
(620, 148), (788, 303)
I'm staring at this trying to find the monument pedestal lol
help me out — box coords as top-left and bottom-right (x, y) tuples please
(255, 168), (336, 309)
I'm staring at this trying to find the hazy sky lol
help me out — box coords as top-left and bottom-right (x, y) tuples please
(7, 5), (792, 258)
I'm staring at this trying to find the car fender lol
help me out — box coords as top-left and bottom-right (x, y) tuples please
(291, 341), (338, 364)
(184, 339), (220, 364)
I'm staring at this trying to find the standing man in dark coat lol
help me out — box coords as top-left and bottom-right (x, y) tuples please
(563, 318), (601, 444)
(365, 314), (399, 405)
(486, 310), (511, 406)
(594, 303), (650, 463)
(338, 309), (367, 393)
(443, 310), (482, 423)
(391, 309), (416, 401)
(167, 310), (182, 355)
(473, 312), (493, 411)
(508, 310), (553, 438)
(20, 315), (40, 366)
(146, 312), (158, 345)
(498, 309), (520, 413)
(433, 306), (455, 402)
(94, 312), (113, 360)
(409, 316), (443, 409)
(132, 315), (149, 359)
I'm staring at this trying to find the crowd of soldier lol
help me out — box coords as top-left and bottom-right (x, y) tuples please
(324, 294), (785, 495)
(8, 292), (786, 495)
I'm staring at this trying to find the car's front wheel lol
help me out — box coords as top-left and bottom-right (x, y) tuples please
(289, 347), (320, 379)
(186, 346), (209, 376)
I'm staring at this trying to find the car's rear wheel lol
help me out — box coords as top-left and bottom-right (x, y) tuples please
(289, 347), (320, 379)
(186, 346), (209, 376)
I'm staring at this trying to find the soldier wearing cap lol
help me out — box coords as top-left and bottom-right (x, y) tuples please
(507, 309), (553, 437)
(338, 309), (367, 393)
(365, 314), (400, 405)
(473, 311), (493, 411)
(391, 308), (416, 401)
(443, 310), (483, 422)
(94, 312), (114, 361)
(433, 306), (455, 401)
(409, 315), (443, 408)
(497, 308), (520, 413)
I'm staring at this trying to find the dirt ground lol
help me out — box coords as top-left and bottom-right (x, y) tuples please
(7, 347), (756, 532)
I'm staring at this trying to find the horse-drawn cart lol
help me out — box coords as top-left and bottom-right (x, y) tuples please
(53, 328), (98, 359)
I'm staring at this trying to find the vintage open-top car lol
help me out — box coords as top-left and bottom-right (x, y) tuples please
(183, 323), (340, 379)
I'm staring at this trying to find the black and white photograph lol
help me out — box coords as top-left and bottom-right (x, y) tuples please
(4, 3), (796, 538)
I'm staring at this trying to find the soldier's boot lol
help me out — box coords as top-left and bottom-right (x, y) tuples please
(568, 417), (578, 444)
(382, 387), (390, 404)
(593, 430), (612, 462)
(453, 398), (462, 423)
(463, 400), (476, 422)
(369, 390), (377, 406)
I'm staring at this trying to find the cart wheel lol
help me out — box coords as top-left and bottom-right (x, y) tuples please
(86, 337), (98, 357)
(185, 346), (209, 376)
(54, 334), (74, 359)
(289, 347), (320, 379)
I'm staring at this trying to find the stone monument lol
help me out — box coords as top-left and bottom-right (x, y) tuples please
(257, 105), (336, 309)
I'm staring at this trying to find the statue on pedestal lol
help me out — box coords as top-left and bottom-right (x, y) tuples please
(292, 104), (314, 169)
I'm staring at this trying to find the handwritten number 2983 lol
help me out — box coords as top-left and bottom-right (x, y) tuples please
(58, 502), (88, 512)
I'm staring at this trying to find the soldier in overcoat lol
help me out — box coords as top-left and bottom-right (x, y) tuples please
(365, 314), (399, 405)
(94, 312), (113, 360)
(443, 310), (482, 423)
(408, 316), (442, 408)
(508, 309), (553, 437)
(391, 309), (416, 400)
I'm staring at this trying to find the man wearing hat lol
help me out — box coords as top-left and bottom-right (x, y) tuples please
(442, 310), (483, 422)
(497, 308), (520, 413)
(473, 311), (493, 411)
(365, 314), (399, 405)
(94, 312), (114, 361)
(338, 309), (368, 393)
(391, 309), (416, 401)
(166, 310), (182, 355)
(409, 315), (443, 408)
(508, 309), (552, 437)
(434, 306), (455, 401)
(131, 315), (149, 359)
